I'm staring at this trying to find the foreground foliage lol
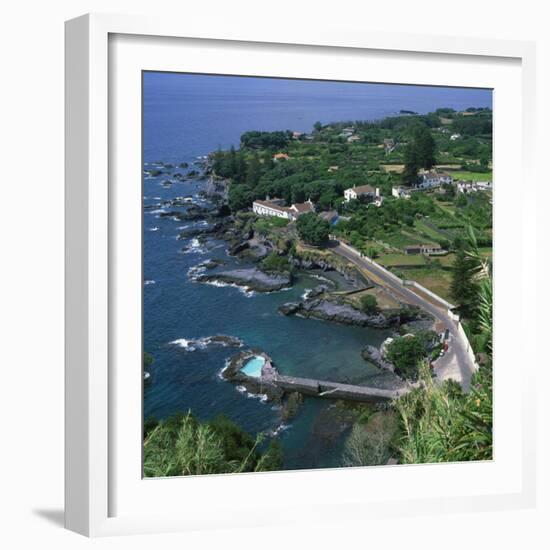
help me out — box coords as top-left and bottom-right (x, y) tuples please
(143, 412), (283, 477)
(396, 226), (493, 463)
(395, 361), (492, 463)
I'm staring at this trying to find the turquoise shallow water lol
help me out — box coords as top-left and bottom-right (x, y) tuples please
(241, 356), (265, 378)
(143, 72), (492, 470)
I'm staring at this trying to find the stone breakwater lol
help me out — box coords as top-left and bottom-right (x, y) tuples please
(222, 349), (409, 404)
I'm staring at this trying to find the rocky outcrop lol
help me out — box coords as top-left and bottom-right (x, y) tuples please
(222, 350), (284, 402)
(199, 258), (226, 270)
(279, 297), (388, 327)
(161, 204), (218, 222)
(228, 241), (250, 255)
(205, 176), (229, 200)
(361, 345), (395, 373)
(290, 255), (368, 288)
(281, 392), (304, 421)
(170, 335), (243, 351)
(177, 222), (224, 240)
(279, 297), (427, 329)
(197, 268), (293, 292)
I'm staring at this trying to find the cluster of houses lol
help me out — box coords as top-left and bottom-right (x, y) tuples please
(338, 127), (361, 143)
(456, 180), (492, 193)
(391, 169), (492, 198)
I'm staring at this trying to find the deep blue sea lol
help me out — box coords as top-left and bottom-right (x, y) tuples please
(143, 73), (492, 470)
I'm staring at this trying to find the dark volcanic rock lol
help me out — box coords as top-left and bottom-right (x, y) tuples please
(222, 349), (284, 402)
(361, 345), (395, 373)
(199, 258), (226, 270)
(197, 268), (292, 292)
(177, 222), (224, 240)
(279, 298), (396, 328)
(279, 302), (301, 316)
(229, 241), (250, 255)
(291, 256), (368, 288)
(281, 392), (304, 421)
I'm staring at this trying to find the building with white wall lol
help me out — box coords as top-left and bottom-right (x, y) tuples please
(344, 184), (380, 202)
(392, 186), (412, 199)
(414, 170), (453, 190)
(252, 198), (315, 220)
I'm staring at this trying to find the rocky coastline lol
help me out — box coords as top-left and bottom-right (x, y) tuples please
(279, 295), (429, 329)
(196, 268), (293, 292)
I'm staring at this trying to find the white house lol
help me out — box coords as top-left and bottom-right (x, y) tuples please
(288, 199), (315, 217)
(252, 199), (292, 219)
(414, 170), (453, 190)
(252, 198), (315, 220)
(392, 186), (412, 199)
(344, 184), (380, 202)
(450, 133), (461, 141)
(404, 243), (445, 255)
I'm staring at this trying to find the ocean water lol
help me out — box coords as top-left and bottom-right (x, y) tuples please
(143, 73), (492, 470)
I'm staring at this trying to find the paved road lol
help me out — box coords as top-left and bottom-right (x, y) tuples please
(329, 241), (477, 391)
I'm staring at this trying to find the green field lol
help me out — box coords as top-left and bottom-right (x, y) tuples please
(414, 219), (449, 241)
(377, 253), (428, 267)
(452, 171), (492, 182)
(395, 267), (454, 302)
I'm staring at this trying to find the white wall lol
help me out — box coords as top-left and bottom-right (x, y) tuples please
(1, 1), (548, 548)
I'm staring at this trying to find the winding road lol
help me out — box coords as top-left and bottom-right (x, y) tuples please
(328, 240), (478, 391)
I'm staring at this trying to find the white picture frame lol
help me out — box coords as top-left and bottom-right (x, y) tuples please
(65, 12), (537, 537)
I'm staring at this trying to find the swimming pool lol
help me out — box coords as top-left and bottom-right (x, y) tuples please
(240, 355), (265, 378)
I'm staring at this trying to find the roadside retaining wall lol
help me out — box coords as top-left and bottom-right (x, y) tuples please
(456, 320), (479, 372)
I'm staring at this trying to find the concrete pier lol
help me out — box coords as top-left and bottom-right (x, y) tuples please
(273, 374), (409, 402)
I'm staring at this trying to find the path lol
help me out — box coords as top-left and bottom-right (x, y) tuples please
(273, 374), (410, 402)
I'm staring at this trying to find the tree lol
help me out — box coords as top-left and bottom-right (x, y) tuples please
(359, 294), (378, 314)
(296, 213), (330, 246)
(402, 125), (437, 185)
(450, 248), (478, 318)
(450, 228), (485, 319)
(228, 184), (254, 212)
(246, 152), (261, 187)
(313, 121), (323, 132)
(402, 141), (420, 185)
(385, 336), (426, 380)
(415, 126), (436, 169)
(342, 412), (396, 467)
